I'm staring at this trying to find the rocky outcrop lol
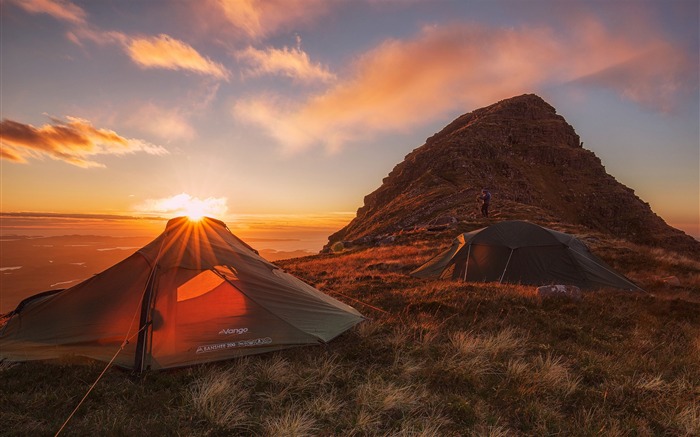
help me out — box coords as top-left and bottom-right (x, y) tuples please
(327, 94), (700, 256)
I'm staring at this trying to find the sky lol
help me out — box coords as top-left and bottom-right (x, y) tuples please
(1, 0), (698, 246)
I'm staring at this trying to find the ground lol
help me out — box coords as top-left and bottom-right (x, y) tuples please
(1, 225), (699, 436)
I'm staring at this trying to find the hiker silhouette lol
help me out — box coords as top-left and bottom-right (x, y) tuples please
(479, 189), (491, 217)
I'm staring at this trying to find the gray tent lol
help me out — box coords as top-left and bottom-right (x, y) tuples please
(0, 217), (364, 370)
(411, 220), (642, 291)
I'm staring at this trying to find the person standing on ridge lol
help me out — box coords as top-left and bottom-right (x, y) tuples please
(479, 189), (491, 217)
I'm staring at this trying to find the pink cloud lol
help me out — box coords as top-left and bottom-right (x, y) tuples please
(0, 116), (168, 168)
(563, 15), (696, 113)
(7, 0), (86, 24)
(234, 19), (697, 153)
(213, 0), (330, 39)
(234, 24), (560, 153)
(127, 34), (230, 80)
(68, 28), (231, 82)
(126, 104), (196, 141)
(236, 44), (336, 83)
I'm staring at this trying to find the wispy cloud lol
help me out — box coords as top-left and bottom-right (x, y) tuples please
(0, 116), (168, 168)
(562, 15), (697, 113)
(126, 103), (196, 141)
(237, 41), (336, 83)
(214, 0), (330, 39)
(127, 34), (230, 80)
(7, 1), (230, 82)
(234, 19), (697, 154)
(69, 28), (231, 81)
(7, 0), (86, 24)
(133, 193), (229, 218)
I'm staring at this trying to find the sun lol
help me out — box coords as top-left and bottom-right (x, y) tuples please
(181, 197), (214, 221)
(135, 193), (228, 221)
(184, 204), (206, 221)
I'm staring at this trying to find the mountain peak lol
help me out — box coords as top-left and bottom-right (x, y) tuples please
(426, 93), (580, 150)
(328, 94), (699, 256)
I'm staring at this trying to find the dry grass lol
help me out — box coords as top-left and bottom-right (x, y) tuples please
(673, 402), (700, 436)
(1, 235), (699, 435)
(531, 353), (580, 397)
(189, 366), (253, 430)
(262, 409), (318, 437)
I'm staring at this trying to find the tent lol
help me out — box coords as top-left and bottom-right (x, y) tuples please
(0, 217), (364, 370)
(410, 220), (642, 291)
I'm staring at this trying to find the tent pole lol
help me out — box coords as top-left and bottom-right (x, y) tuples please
(463, 244), (471, 282)
(134, 265), (158, 373)
(499, 249), (514, 284)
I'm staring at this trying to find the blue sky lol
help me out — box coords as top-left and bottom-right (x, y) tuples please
(1, 0), (698, 239)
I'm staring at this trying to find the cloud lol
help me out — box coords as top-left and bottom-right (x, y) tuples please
(0, 145), (26, 163)
(0, 116), (169, 168)
(236, 43), (336, 83)
(66, 26), (129, 47)
(7, 0), (86, 24)
(27, 5), (231, 83)
(68, 28), (231, 82)
(126, 103), (196, 141)
(234, 24), (559, 153)
(234, 20), (697, 154)
(127, 34), (230, 80)
(214, 0), (330, 39)
(133, 193), (229, 218)
(562, 15), (697, 113)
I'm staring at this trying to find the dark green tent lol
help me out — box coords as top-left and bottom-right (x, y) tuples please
(411, 221), (642, 291)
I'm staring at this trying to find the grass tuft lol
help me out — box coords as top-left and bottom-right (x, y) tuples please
(262, 409), (318, 437)
(189, 366), (253, 430)
(674, 402), (700, 436)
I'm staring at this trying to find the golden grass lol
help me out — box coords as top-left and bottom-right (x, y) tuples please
(532, 353), (580, 397)
(356, 377), (426, 413)
(673, 402), (700, 436)
(262, 409), (318, 437)
(189, 366), (253, 430)
(304, 388), (344, 418)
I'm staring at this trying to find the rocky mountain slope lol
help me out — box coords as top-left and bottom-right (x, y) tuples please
(328, 94), (699, 256)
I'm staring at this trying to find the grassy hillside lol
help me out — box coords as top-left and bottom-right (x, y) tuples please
(2, 225), (699, 436)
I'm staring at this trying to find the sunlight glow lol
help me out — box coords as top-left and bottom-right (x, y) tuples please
(134, 193), (229, 220)
(184, 203), (206, 221)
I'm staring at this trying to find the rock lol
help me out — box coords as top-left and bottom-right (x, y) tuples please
(537, 284), (582, 301)
(431, 216), (458, 226)
(330, 241), (345, 252)
(426, 224), (451, 232)
(352, 236), (374, 245)
(378, 235), (396, 245)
